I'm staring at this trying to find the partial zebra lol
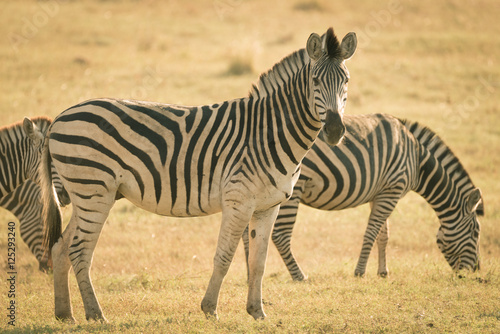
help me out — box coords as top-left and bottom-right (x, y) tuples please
(0, 117), (69, 271)
(243, 113), (482, 280)
(1, 168), (69, 271)
(0, 117), (51, 196)
(25, 28), (357, 321)
(1, 177), (68, 271)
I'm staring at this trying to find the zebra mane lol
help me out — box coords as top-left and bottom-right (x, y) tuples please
(0, 116), (52, 142)
(249, 48), (308, 98)
(324, 27), (342, 60)
(399, 118), (483, 215)
(249, 28), (342, 98)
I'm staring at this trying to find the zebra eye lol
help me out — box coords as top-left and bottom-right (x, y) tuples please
(312, 78), (320, 86)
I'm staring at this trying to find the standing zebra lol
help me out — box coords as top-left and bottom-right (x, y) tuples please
(243, 113), (482, 280)
(0, 117), (69, 271)
(25, 28), (357, 321)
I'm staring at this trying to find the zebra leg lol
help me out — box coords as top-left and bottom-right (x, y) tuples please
(376, 219), (389, 277)
(52, 212), (78, 322)
(63, 194), (115, 322)
(354, 198), (396, 277)
(53, 189), (115, 322)
(246, 206), (280, 319)
(272, 180), (307, 281)
(201, 205), (254, 319)
(242, 225), (251, 282)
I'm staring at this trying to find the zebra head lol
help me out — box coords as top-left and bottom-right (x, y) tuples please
(22, 117), (46, 182)
(436, 188), (483, 272)
(306, 28), (357, 146)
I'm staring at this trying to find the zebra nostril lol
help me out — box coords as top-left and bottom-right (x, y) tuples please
(323, 111), (345, 145)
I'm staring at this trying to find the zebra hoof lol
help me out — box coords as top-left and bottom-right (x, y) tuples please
(292, 273), (308, 282)
(85, 309), (108, 323)
(201, 299), (219, 320)
(354, 270), (365, 277)
(247, 304), (266, 320)
(378, 271), (388, 278)
(55, 313), (76, 323)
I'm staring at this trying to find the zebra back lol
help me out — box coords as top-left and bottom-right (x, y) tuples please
(400, 118), (484, 215)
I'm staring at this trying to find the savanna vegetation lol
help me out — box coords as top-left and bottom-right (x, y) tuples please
(0, 0), (499, 332)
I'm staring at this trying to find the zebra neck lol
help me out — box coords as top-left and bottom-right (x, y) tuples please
(415, 147), (474, 223)
(0, 136), (31, 196)
(255, 66), (321, 170)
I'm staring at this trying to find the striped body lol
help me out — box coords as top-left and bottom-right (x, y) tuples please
(0, 117), (53, 270)
(34, 28), (358, 321)
(50, 98), (304, 217)
(1, 180), (46, 269)
(1, 172), (68, 271)
(243, 113), (482, 280)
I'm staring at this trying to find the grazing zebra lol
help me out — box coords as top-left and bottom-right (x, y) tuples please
(0, 117), (69, 271)
(1, 174), (69, 272)
(243, 113), (482, 280)
(25, 27), (357, 322)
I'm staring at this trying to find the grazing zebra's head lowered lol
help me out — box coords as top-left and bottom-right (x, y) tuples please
(242, 114), (483, 281)
(406, 120), (484, 272)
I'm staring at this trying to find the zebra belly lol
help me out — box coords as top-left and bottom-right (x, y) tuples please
(118, 176), (223, 217)
(49, 135), (225, 218)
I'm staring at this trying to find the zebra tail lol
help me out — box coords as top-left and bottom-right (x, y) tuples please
(40, 130), (62, 259)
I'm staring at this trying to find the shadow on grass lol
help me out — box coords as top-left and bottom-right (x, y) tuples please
(8, 318), (180, 333)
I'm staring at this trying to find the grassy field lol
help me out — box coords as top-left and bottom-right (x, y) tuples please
(1, 0), (499, 332)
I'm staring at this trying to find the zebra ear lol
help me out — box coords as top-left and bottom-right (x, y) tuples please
(466, 188), (483, 215)
(340, 32), (357, 60)
(306, 33), (323, 61)
(23, 117), (44, 146)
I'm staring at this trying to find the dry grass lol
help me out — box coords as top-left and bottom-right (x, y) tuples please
(0, 0), (499, 332)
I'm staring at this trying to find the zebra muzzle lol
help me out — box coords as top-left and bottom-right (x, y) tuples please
(323, 111), (345, 146)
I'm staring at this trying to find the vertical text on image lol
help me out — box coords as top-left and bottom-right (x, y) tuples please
(6, 221), (17, 327)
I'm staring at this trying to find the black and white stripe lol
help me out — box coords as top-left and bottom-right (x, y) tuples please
(30, 28), (357, 321)
(0, 117), (51, 196)
(0, 171), (68, 272)
(0, 117), (69, 271)
(245, 113), (482, 280)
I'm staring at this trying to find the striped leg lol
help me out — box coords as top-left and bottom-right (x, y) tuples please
(202, 204), (278, 320)
(243, 179), (306, 281)
(246, 206), (279, 319)
(376, 219), (389, 277)
(271, 179), (307, 281)
(354, 196), (397, 277)
(202, 204), (254, 319)
(71, 196), (115, 322)
(52, 211), (78, 322)
(242, 226), (250, 281)
(53, 192), (115, 322)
